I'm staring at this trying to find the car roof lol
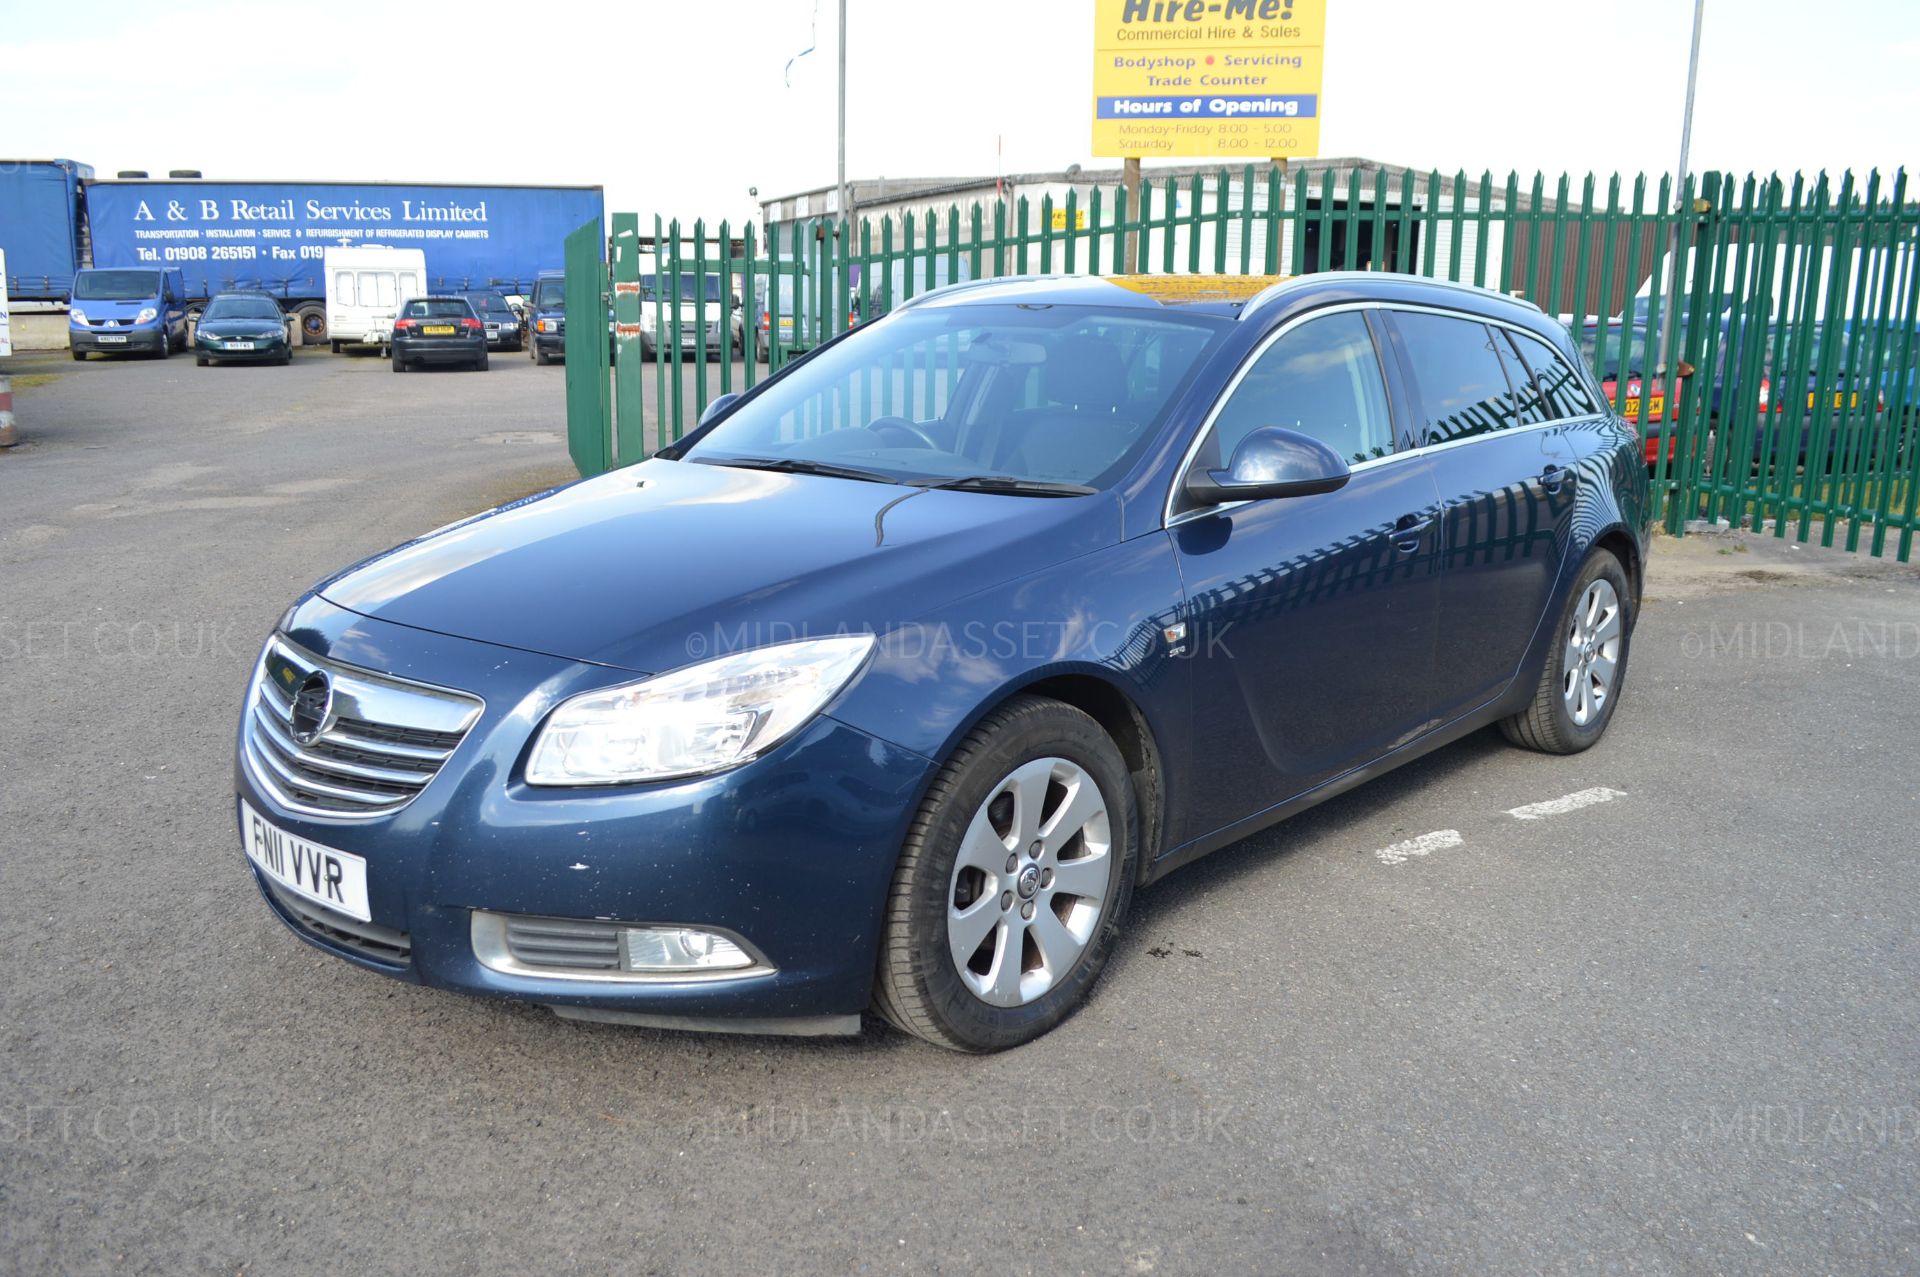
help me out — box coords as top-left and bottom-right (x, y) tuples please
(897, 272), (1550, 328)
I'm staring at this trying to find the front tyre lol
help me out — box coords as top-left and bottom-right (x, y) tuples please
(1501, 550), (1633, 754)
(874, 696), (1137, 1052)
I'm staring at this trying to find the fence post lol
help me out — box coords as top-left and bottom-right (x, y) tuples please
(561, 218), (611, 477)
(610, 212), (645, 464)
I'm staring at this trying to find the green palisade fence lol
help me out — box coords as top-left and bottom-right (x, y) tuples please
(566, 166), (1920, 560)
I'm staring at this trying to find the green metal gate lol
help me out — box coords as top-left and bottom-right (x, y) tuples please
(566, 165), (1920, 559)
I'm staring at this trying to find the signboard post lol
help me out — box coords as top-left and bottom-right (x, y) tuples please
(1093, 0), (1326, 267)
(0, 248), (12, 358)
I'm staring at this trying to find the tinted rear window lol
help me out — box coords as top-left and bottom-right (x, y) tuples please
(1392, 312), (1520, 445)
(404, 299), (475, 319)
(1512, 330), (1598, 419)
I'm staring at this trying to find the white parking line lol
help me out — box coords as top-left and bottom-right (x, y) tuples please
(1505, 787), (1628, 820)
(1374, 830), (1464, 865)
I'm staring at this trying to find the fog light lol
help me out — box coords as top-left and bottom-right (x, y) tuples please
(622, 926), (752, 972)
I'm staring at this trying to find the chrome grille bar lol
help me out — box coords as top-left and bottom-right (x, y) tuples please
(241, 636), (482, 820)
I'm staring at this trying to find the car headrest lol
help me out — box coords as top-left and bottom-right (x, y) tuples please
(1043, 336), (1126, 415)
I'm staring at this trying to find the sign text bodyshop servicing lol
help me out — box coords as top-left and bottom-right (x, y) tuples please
(1092, 0), (1325, 158)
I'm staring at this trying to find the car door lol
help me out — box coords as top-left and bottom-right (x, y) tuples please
(1169, 308), (1445, 843)
(1381, 310), (1580, 722)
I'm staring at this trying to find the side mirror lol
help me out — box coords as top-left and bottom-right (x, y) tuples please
(1184, 426), (1351, 506)
(1675, 360), (1697, 378)
(697, 392), (743, 428)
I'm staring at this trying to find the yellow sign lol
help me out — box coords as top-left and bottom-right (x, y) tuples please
(1104, 274), (1287, 302)
(1092, 0), (1325, 159)
(1049, 208), (1090, 231)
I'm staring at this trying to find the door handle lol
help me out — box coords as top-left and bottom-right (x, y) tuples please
(1391, 512), (1431, 553)
(1539, 464), (1571, 494)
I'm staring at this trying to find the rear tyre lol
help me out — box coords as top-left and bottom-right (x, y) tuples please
(873, 696), (1138, 1052)
(474, 353), (489, 372)
(391, 354), (406, 373)
(1500, 550), (1633, 754)
(294, 304), (326, 347)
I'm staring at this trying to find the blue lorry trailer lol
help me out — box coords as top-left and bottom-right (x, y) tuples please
(1, 168), (602, 345)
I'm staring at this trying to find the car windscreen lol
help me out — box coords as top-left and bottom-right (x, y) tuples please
(681, 304), (1227, 489)
(532, 281), (566, 310)
(465, 292), (511, 314)
(641, 274), (725, 303)
(403, 299), (475, 319)
(203, 297), (282, 321)
(73, 270), (162, 301)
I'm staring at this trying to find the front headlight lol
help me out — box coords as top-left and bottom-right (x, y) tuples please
(135, 307), (158, 324)
(69, 309), (88, 325)
(526, 635), (874, 786)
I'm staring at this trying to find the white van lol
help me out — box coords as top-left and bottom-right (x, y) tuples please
(324, 246), (427, 353)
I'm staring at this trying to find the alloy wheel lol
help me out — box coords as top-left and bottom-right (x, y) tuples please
(946, 756), (1113, 1007)
(1562, 578), (1622, 727)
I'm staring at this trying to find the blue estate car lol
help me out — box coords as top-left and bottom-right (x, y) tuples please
(236, 272), (1650, 1052)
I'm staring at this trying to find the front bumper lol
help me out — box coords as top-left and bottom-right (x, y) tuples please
(198, 335), (288, 362)
(71, 326), (165, 354)
(234, 599), (935, 1026)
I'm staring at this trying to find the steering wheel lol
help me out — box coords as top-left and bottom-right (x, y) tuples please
(866, 416), (941, 450)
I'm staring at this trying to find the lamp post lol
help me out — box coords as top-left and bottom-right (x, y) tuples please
(1660, 0), (1707, 372)
(837, 0), (849, 232)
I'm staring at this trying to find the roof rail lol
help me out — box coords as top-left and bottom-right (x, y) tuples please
(1240, 270), (1545, 322)
(892, 275), (1066, 312)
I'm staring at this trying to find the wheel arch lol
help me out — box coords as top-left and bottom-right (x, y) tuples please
(916, 668), (1169, 885)
(1590, 524), (1643, 610)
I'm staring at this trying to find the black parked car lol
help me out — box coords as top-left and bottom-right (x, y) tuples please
(461, 290), (525, 352)
(391, 297), (489, 372)
(194, 292), (292, 367)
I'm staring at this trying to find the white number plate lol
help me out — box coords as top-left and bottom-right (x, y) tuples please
(225, 341), (256, 351)
(240, 799), (371, 921)
(97, 334), (129, 344)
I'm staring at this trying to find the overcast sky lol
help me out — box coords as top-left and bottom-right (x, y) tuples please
(6, 0), (1917, 224)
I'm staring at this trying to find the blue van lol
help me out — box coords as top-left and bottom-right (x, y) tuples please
(69, 267), (189, 360)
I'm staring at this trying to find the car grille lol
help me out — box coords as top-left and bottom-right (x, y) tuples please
(242, 637), (482, 821)
(263, 878), (412, 965)
(501, 916), (623, 971)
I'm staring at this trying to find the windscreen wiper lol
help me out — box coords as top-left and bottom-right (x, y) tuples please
(690, 455), (898, 484)
(914, 475), (1098, 497)
(871, 473), (1098, 547)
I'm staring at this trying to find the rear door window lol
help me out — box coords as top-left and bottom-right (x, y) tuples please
(1494, 330), (1549, 426)
(1390, 312), (1520, 445)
